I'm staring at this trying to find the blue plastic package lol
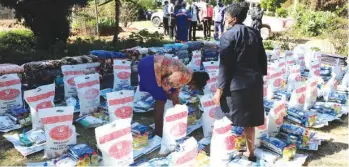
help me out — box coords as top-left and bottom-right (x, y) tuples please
(260, 136), (287, 155)
(280, 123), (305, 137)
(68, 144), (95, 160)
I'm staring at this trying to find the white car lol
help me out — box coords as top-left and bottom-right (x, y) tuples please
(151, 11), (204, 29)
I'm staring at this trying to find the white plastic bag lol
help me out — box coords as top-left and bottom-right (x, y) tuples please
(200, 94), (224, 138)
(322, 75), (338, 101)
(309, 59), (321, 78)
(341, 71), (349, 87)
(289, 84), (306, 109)
(210, 117), (236, 166)
(75, 73), (100, 116)
(95, 120), (133, 166)
(0, 74), (23, 115)
(266, 65), (284, 100)
(333, 59), (344, 80)
(287, 65), (301, 93)
(159, 104), (188, 155)
(304, 78), (318, 110)
(189, 50), (202, 71)
(169, 137), (198, 167)
(272, 46), (281, 58)
(255, 112), (268, 147)
(204, 71), (219, 94)
(24, 83), (55, 130)
(61, 64), (86, 98)
(107, 90), (134, 122)
(268, 100), (286, 136)
(39, 106), (76, 159)
(113, 60), (131, 90)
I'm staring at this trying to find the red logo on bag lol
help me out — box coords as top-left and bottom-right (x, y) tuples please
(170, 122), (187, 137)
(195, 59), (201, 66)
(0, 89), (20, 100)
(298, 94), (305, 104)
(84, 88), (99, 99)
(263, 86), (267, 97)
(36, 101), (53, 111)
(215, 124), (231, 134)
(295, 75), (301, 82)
(117, 71), (131, 80)
(210, 85), (217, 92)
(115, 106), (133, 119)
(108, 140), (132, 159)
(225, 136), (236, 150)
(314, 70), (320, 76)
(67, 78), (75, 86)
(274, 78), (282, 87)
(275, 112), (285, 125)
(49, 125), (72, 140)
(257, 117), (267, 130)
(209, 108), (216, 118)
(176, 147), (198, 165)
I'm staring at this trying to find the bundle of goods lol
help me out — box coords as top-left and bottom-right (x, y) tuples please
(122, 46), (149, 60)
(231, 126), (246, 150)
(5, 107), (31, 127)
(179, 86), (201, 104)
(131, 122), (154, 149)
(75, 108), (107, 129)
(320, 53), (347, 67)
(0, 64), (24, 76)
(133, 87), (155, 113)
(174, 49), (190, 65)
(260, 135), (297, 161)
(202, 47), (219, 62)
(273, 90), (291, 101)
(278, 123), (318, 150)
(23, 60), (62, 87)
(163, 43), (189, 51)
(67, 144), (97, 162)
(89, 50), (127, 76)
(187, 41), (204, 51)
(319, 66), (332, 82)
(148, 47), (173, 54)
(285, 108), (317, 127)
(311, 102), (342, 116)
(0, 115), (21, 132)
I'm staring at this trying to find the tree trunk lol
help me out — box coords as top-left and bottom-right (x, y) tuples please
(113, 0), (121, 43)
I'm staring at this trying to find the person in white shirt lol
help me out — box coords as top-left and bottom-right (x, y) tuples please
(168, 0), (176, 40)
(189, 2), (200, 41)
(163, 1), (170, 35)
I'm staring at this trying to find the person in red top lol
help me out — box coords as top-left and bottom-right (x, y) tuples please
(200, 3), (213, 40)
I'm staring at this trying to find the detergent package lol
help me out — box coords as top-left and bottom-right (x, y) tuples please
(113, 60), (131, 90)
(268, 100), (286, 136)
(255, 112), (269, 147)
(289, 84), (306, 109)
(39, 106), (76, 159)
(210, 117), (237, 166)
(200, 94), (224, 138)
(61, 64), (86, 98)
(304, 79), (318, 110)
(159, 105), (188, 155)
(0, 74), (23, 115)
(107, 90), (134, 122)
(168, 137), (198, 167)
(75, 73), (100, 116)
(287, 65), (301, 93)
(24, 83), (55, 130)
(96, 120), (133, 166)
(189, 50), (202, 71)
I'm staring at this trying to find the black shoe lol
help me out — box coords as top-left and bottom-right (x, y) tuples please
(248, 156), (257, 162)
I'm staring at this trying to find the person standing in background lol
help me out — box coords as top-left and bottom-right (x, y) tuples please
(168, 0), (176, 40)
(163, 1), (170, 36)
(200, 2), (213, 40)
(251, 4), (264, 32)
(213, 0), (225, 40)
(175, 3), (191, 42)
(189, 2), (200, 41)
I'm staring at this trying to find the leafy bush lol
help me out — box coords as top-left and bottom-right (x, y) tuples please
(295, 10), (336, 36)
(137, 0), (157, 10)
(0, 30), (35, 52)
(128, 30), (164, 45)
(276, 8), (288, 18)
(263, 40), (273, 50)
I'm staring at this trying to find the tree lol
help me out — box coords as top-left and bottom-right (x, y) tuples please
(113, 0), (121, 43)
(0, 0), (88, 49)
(260, 0), (286, 11)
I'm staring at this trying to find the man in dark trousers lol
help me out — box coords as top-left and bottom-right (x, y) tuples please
(200, 3), (213, 40)
(189, 2), (200, 41)
(251, 4), (264, 32)
(168, 0), (176, 40)
(163, 1), (170, 35)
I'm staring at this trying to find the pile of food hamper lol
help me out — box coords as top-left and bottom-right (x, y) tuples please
(0, 40), (348, 167)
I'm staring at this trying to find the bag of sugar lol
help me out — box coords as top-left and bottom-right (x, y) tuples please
(289, 83), (306, 109)
(0, 74), (23, 115)
(189, 50), (202, 71)
(304, 78), (318, 110)
(113, 60), (131, 90)
(159, 104), (188, 155)
(168, 137), (198, 167)
(39, 106), (76, 159)
(107, 90), (134, 122)
(268, 100), (286, 136)
(75, 73), (100, 116)
(200, 94), (224, 138)
(24, 83), (55, 129)
(96, 120), (133, 166)
(61, 64), (86, 98)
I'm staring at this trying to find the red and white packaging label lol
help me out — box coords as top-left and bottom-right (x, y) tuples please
(203, 61), (219, 73)
(211, 117), (235, 166)
(74, 73), (100, 116)
(200, 94), (224, 138)
(61, 64), (86, 98)
(24, 83), (55, 130)
(309, 60), (321, 78)
(189, 50), (202, 71)
(268, 100), (286, 136)
(107, 90), (134, 122)
(113, 60), (131, 90)
(95, 120), (133, 166)
(304, 79), (318, 110)
(266, 63), (284, 100)
(204, 71), (219, 94)
(170, 137), (198, 167)
(0, 74), (23, 115)
(159, 105), (188, 155)
(38, 106), (76, 159)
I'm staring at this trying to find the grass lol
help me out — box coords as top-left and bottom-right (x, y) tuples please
(1, 112), (348, 166)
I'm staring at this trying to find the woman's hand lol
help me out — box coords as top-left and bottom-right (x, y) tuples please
(213, 88), (223, 106)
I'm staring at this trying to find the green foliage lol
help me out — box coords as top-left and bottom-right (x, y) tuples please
(0, 30), (35, 53)
(0, 0), (88, 49)
(263, 40), (273, 50)
(128, 30), (164, 45)
(295, 10), (336, 36)
(276, 8), (288, 18)
(137, 0), (157, 10)
(260, 0), (285, 11)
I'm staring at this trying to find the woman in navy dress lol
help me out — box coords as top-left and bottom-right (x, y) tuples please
(213, 2), (267, 162)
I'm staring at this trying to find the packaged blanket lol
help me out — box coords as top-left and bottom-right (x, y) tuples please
(95, 120), (133, 166)
(75, 73), (100, 116)
(0, 74), (23, 115)
(39, 106), (76, 159)
(24, 83), (55, 129)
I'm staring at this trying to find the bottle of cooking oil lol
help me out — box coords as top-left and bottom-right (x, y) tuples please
(83, 154), (90, 166)
(77, 157), (85, 167)
(90, 151), (99, 166)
